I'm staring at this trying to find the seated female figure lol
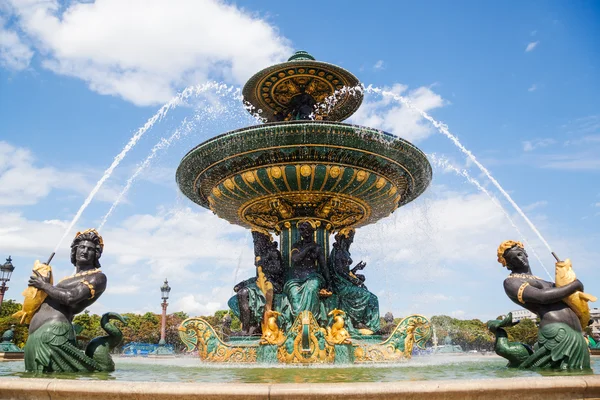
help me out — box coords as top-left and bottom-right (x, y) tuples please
(329, 229), (380, 334)
(283, 221), (331, 323)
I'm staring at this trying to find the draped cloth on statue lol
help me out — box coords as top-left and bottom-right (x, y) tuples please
(329, 247), (380, 333)
(520, 322), (590, 369)
(283, 273), (326, 323)
(25, 321), (101, 373)
(227, 278), (285, 326)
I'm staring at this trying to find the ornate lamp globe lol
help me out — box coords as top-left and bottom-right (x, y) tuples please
(160, 279), (171, 301)
(0, 256), (14, 283)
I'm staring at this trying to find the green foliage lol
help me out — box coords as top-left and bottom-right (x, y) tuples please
(0, 300), (28, 347)
(430, 315), (495, 351)
(0, 300), (22, 318)
(505, 318), (538, 346)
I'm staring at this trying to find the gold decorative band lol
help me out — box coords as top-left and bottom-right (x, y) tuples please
(517, 282), (529, 304)
(81, 280), (96, 299)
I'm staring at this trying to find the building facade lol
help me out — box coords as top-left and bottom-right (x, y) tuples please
(590, 308), (600, 337)
(510, 309), (537, 323)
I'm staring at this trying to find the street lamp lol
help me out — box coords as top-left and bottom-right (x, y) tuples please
(159, 279), (171, 345)
(0, 256), (15, 313)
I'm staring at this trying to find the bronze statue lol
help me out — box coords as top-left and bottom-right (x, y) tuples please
(21, 229), (125, 372)
(283, 221), (331, 323)
(488, 240), (592, 369)
(329, 229), (380, 334)
(228, 230), (284, 335)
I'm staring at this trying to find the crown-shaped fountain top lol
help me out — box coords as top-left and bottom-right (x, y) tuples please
(242, 51), (363, 123)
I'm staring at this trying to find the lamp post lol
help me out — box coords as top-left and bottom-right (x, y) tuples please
(159, 279), (171, 345)
(0, 256), (15, 314)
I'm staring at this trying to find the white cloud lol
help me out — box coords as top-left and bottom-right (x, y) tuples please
(349, 83), (446, 143)
(528, 84), (537, 92)
(522, 201), (548, 212)
(539, 153), (600, 170)
(0, 16), (34, 70)
(373, 60), (384, 70)
(4, 0), (292, 105)
(525, 41), (539, 52)
(0, 141), (120, 206)
(522, 138), (556, 152)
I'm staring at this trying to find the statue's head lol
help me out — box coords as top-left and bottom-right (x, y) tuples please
(70, 229), (103, 269)
(298, 221), (315, 240)
(497, 240), (528, 271)
(335, 228), (355, 247)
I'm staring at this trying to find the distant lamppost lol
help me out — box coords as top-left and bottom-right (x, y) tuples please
(0, 256), (15, 313)
(159, 279), (171, 345)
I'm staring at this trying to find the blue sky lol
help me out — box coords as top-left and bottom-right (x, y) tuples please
(0, 0), (598, 322)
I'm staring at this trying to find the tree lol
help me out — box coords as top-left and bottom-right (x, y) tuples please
(505, 318), (538, 346)
(0, 300), (22, 318)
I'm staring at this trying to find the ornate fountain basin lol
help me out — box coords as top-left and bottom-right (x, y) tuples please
(176, 120), (432, 233)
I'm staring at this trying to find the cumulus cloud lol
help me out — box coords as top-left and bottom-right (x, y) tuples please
(0, 141), (121, 206)
(0, 16), (34, 70)
(373, 60), (385, 70)
(522, 138), (556, 152)
(349, 83), (446, 142)
(528, 84), (537, 92)
(4, 0), (292, 105)
(525, 41), (539, 52)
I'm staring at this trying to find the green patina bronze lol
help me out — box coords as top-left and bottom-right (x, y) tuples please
(177, 51), (433, 363)
(489, 242), (593, 370)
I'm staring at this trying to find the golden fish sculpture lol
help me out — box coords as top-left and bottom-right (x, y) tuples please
(555, 258), (597, 330)
(12, 260), (53, 324)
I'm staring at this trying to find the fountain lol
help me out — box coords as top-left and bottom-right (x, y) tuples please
(175, 51), (433, 363)
(0, 51), (598, 399)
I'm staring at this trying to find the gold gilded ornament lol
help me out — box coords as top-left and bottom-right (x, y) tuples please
(271, 166), (282, 179)
(13, 260), (53, 324)
(243, 171), (255, 183)
(330, 166), (341, 178)
(356, 170), (367, 182)
(325, 309), (351, 344)
(300, 165), (312, 177)
(555, 258), (597, 329)
(497, 240), (524, 267)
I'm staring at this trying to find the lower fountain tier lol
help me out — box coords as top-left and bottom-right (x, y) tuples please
(176, 121), (432, 232)
(178, 312), (432, 364)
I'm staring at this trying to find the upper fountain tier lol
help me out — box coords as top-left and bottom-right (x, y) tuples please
(177, 52), (431, 234)
(242, 51), (363, 122)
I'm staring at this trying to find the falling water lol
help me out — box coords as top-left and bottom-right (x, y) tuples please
(365, 85), (555, 256)
(98, 104), (229, 229)
(52, 82), (251, 254)
(320, 84), (555, 258)
(428, 154), (552, 279)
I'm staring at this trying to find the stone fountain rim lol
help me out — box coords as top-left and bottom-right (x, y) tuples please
(1, 374), (599, 399)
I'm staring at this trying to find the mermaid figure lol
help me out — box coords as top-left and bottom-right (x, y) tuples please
(488, 240), (591, 369)
(23, 229), (125, 372)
